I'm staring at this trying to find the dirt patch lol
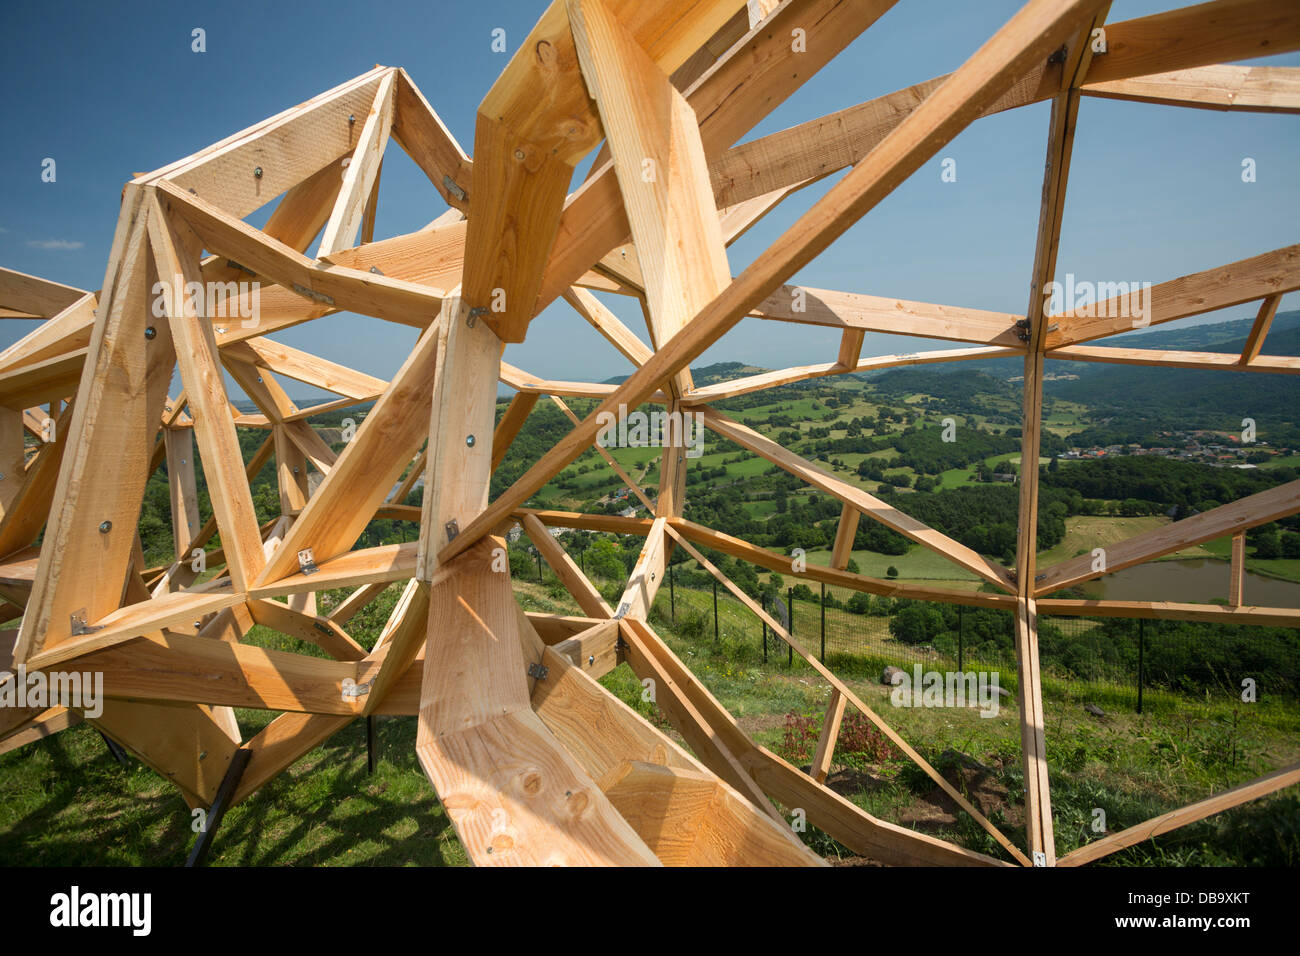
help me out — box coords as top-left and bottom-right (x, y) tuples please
(896, 750), (1021, 833)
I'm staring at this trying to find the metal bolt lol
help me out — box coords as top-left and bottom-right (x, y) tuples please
(513, 148), (525, 160)
(587, 655), (594, 666)
(144, 326), (157, 340)
(199, 751), (207, 760)
(99, 520), (112, 533)
(466, 435), (476, 447)
(293, 467), (300, 474)
(193, 621), (202, 628)
(349, 114), (356, 124)
(0, 473), (5, 481)
(254, 166), (263, 179)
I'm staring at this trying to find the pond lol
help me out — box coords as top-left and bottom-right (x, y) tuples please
(1076, 558), (1300, 609)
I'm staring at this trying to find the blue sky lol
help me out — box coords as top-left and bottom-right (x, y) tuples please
(2, 0), (1297, 399)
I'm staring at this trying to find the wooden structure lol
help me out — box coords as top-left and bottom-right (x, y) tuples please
(2, 0), (1299, 866)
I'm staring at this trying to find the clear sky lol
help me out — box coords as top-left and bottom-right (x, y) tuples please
(3, 0), (1298, 399)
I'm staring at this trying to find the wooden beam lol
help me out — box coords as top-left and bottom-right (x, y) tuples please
(699, 405), (1015, 590)
(318, 72), (396, 255)
(1059, 760), (1300, 867)
(150, 194), (267, 593)
(443, 0), (1105, 565)
(1083, 64), (1300, 112)
(523, 513), (612, 619)
(1047, 243), (1300, 348)
(1035, 480), (1300, 595)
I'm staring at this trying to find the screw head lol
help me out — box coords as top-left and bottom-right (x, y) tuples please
(513, 148), (525, 160)
(144, 326), (157, 340)
(254, 166), (263, 179)
(99, 520), (112, 533)
(349, 114), (356, 124)
(466, 435), (476, 447)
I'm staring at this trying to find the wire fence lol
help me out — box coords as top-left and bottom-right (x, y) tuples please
(648, 569), (1300, 713)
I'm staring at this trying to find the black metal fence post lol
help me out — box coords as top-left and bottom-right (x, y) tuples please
(820, 582), (826, 661)
(712, 577), (719, 640)
(536, 550), (543, 584)
(1137, 618), (1145, 715)
(669, 565), (675, 622)
(958, 604), (964, 673)
(787, 587), (794, 667)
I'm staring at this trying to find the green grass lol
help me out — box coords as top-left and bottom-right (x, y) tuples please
(4, 571), (1298, 867)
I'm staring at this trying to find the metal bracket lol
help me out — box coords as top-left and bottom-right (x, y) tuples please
(527, 661), (549, 681)
(342, 678), (373, 699)
(442, 175), (467, 203)
(613, 601), (631, 620)
(1032, 850), (1048, 867)
(70, 609), (104, 637)
(312, 620), (333, 635)
(225, 259), (256, 276)
(1014, 317), (1032, 343)
(1046, 44), (1067, 66)
(291, 283), (336, 307)
(297, 548), (319, 575)
(444, 519), (460, 542)
(466, 307), (488, 328)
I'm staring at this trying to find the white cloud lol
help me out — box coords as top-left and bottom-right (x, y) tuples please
(26, 238), (83, 250)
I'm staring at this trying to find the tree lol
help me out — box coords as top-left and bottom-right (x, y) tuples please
(886, 565), (899, 578)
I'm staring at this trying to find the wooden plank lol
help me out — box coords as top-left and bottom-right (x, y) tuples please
(601, 759), (821, 865)
(699, 405), (1015, 590)
(224, 338), (387, 400)
(1083, 0), (1300, 87)
(0, 402), (75, 559)
(147, 68), (390, 220)
(415, 536), (659, 865)
(562, 287), (653, 366)
(1083, 64), (1300, 112)
(1046, 344), (1300, 373)
(1036, 599), (1300, 627)
(662, 520), (1031, 864)
(390, 68), (473, 211)
(1047, 243), (1300, 348)
(524, 513), (612, 619)
(257, 312), (444, 585)
(164, 427), (201, 562)
(538, 0), (899, 311)
(246, 598), (368, 661)
(156, 180), (446, 331)
(150, 194), (267, 593)
(0, 266), (86, 318)
(231, 712), (354, 806)
(441, 0), (1103, 564)
(416, 291), (500, 580)
(810, 688), (846, 784)
(617, 516), (669, 619)
(1035, 480), (1300, 595)
(830, 504), (860, 570)
(1059, 760), (1300, 867)
(490, 392), (539, 471)
(1229, 531), (1245, 607)
(1241, 292), (1281, 364)
(14, 187), (178, 662)
(550, 620), (620, 679)
(318, 71), (396, 255)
